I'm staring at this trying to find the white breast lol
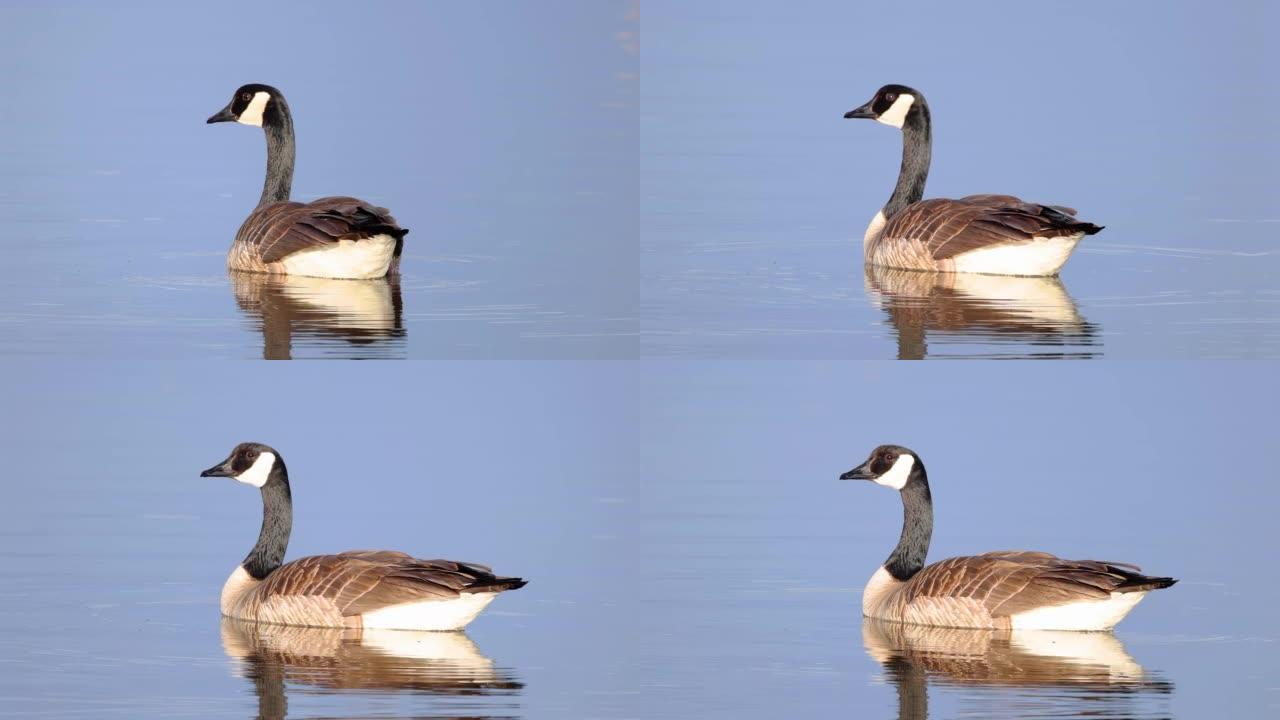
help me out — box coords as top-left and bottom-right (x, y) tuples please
(864, 210), (887, 247)
(862, 566), (902, 618)
(1010, 591), (1147, 631)
(278, 234), (397, 280)
(221, 565), (261, 617)
(360, 592), (499, 631)
(951, 235), (1083, 277)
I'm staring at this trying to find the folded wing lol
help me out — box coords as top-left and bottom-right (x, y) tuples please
(881, 195), (1102, 261)
(236, 196), (409, 267)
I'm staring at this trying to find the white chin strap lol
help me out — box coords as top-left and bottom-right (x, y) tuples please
(237, 91), (271, 127)
(235, 452), (276, 488)
(876, 94), (915, 129)
(874, 454), (915, 489)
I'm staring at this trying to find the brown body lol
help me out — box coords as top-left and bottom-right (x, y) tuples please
(867, 195), (1102, 274)
(863, 551), (1175, 630)
(222, 550), (525, 630)
(229, 196), (407, 275)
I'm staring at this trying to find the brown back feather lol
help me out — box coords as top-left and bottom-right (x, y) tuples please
(880, 196), (1101, 260)
(236, 196), (408, 265)
(252, 552), (525, 618)
(901, 551), (1168, 619)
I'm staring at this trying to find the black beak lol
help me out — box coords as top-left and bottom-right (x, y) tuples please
(844, 102), (876, 120)
(200, 460), (233, 478)
(207, 105), (236, 124)
(840, 461), (874, 481)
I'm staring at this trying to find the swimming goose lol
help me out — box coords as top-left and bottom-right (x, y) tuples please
(207, 84), (408, 279)
(840, 445), (1175, 630)
(200, 442), (526, 630)
(844, 85), (1102, 277)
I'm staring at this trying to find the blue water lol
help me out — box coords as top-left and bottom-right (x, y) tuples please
(640, 1), (1280, 358)
(2, 361), (1277, 717)
(0, 1), (637, 359)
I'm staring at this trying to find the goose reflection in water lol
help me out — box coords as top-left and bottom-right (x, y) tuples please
(221, 618), (521, 720)
(863, 619), (1172, 720)
(863, 266), (1099, 360)
(230, 271), (406, 359)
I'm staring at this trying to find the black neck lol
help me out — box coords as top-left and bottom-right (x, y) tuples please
(884, 464), (932, 581)
(259, 101), (295, 208)
(883, 103), (931, 220)
(243, 465), (292, 580)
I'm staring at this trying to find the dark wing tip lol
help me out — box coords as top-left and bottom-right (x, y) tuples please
(1116, 574), (1177, 592)
(471, 576), (527, 593)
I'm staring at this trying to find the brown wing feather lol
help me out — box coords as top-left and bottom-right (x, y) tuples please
(881, 196), (1101, 260)
(901, 551), (1171, 619)
(236, 196), (409, 265)
(253, 553), (525, 618)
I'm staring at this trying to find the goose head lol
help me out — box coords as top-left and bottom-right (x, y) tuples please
(844, 85), (924, 130)
(840, 444), (923, 490)
(201, 442), (287, 489)
(207, 84), (286, 128)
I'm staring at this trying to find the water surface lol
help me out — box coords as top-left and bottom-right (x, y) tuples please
(640, 1), (1280, 358)
(0, 2), (637, 359)
(3, 362), (1275, 718)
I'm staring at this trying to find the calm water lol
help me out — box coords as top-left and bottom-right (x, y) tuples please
(0, 2), (637, 359)
(0, 362), (638, 719)
(2, 1), (1278, 719)
(640, 1), (1280, 358)
(3, 362), (1277, 718)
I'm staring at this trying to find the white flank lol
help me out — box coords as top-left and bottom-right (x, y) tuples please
(877, 94), (916, 129)
(862, 566), (902, 617)
(235, 452), (276, 488)
(221, 565), (261, 616)
(864, 209), (887, 246)
(237, 91), (271, 127)
(279, 234), (397, 280)
(361, 592), (499, 631)
(951, 235), (1082, 277)
(875, 454), (915, 490)
(1010, 591), (1147, 631)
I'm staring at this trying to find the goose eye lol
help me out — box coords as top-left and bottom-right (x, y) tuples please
(241, 92), (251, 101)
(246, 449), (259, 460)
(884, 93), (897, 102)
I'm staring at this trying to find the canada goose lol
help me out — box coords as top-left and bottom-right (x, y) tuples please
(200, 442), (526, 630)
(840, 445), (1175, 630)
(863, 265), (1097, 359)
(844, 85), (1102, 277)
(207, 84), (408, 280)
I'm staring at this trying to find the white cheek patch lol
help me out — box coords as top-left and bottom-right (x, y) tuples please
(876, 94), (915, 129)
(875, 454), (915, 489)
(235, 452), (276, 488)
(237, 91), (270, 127)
